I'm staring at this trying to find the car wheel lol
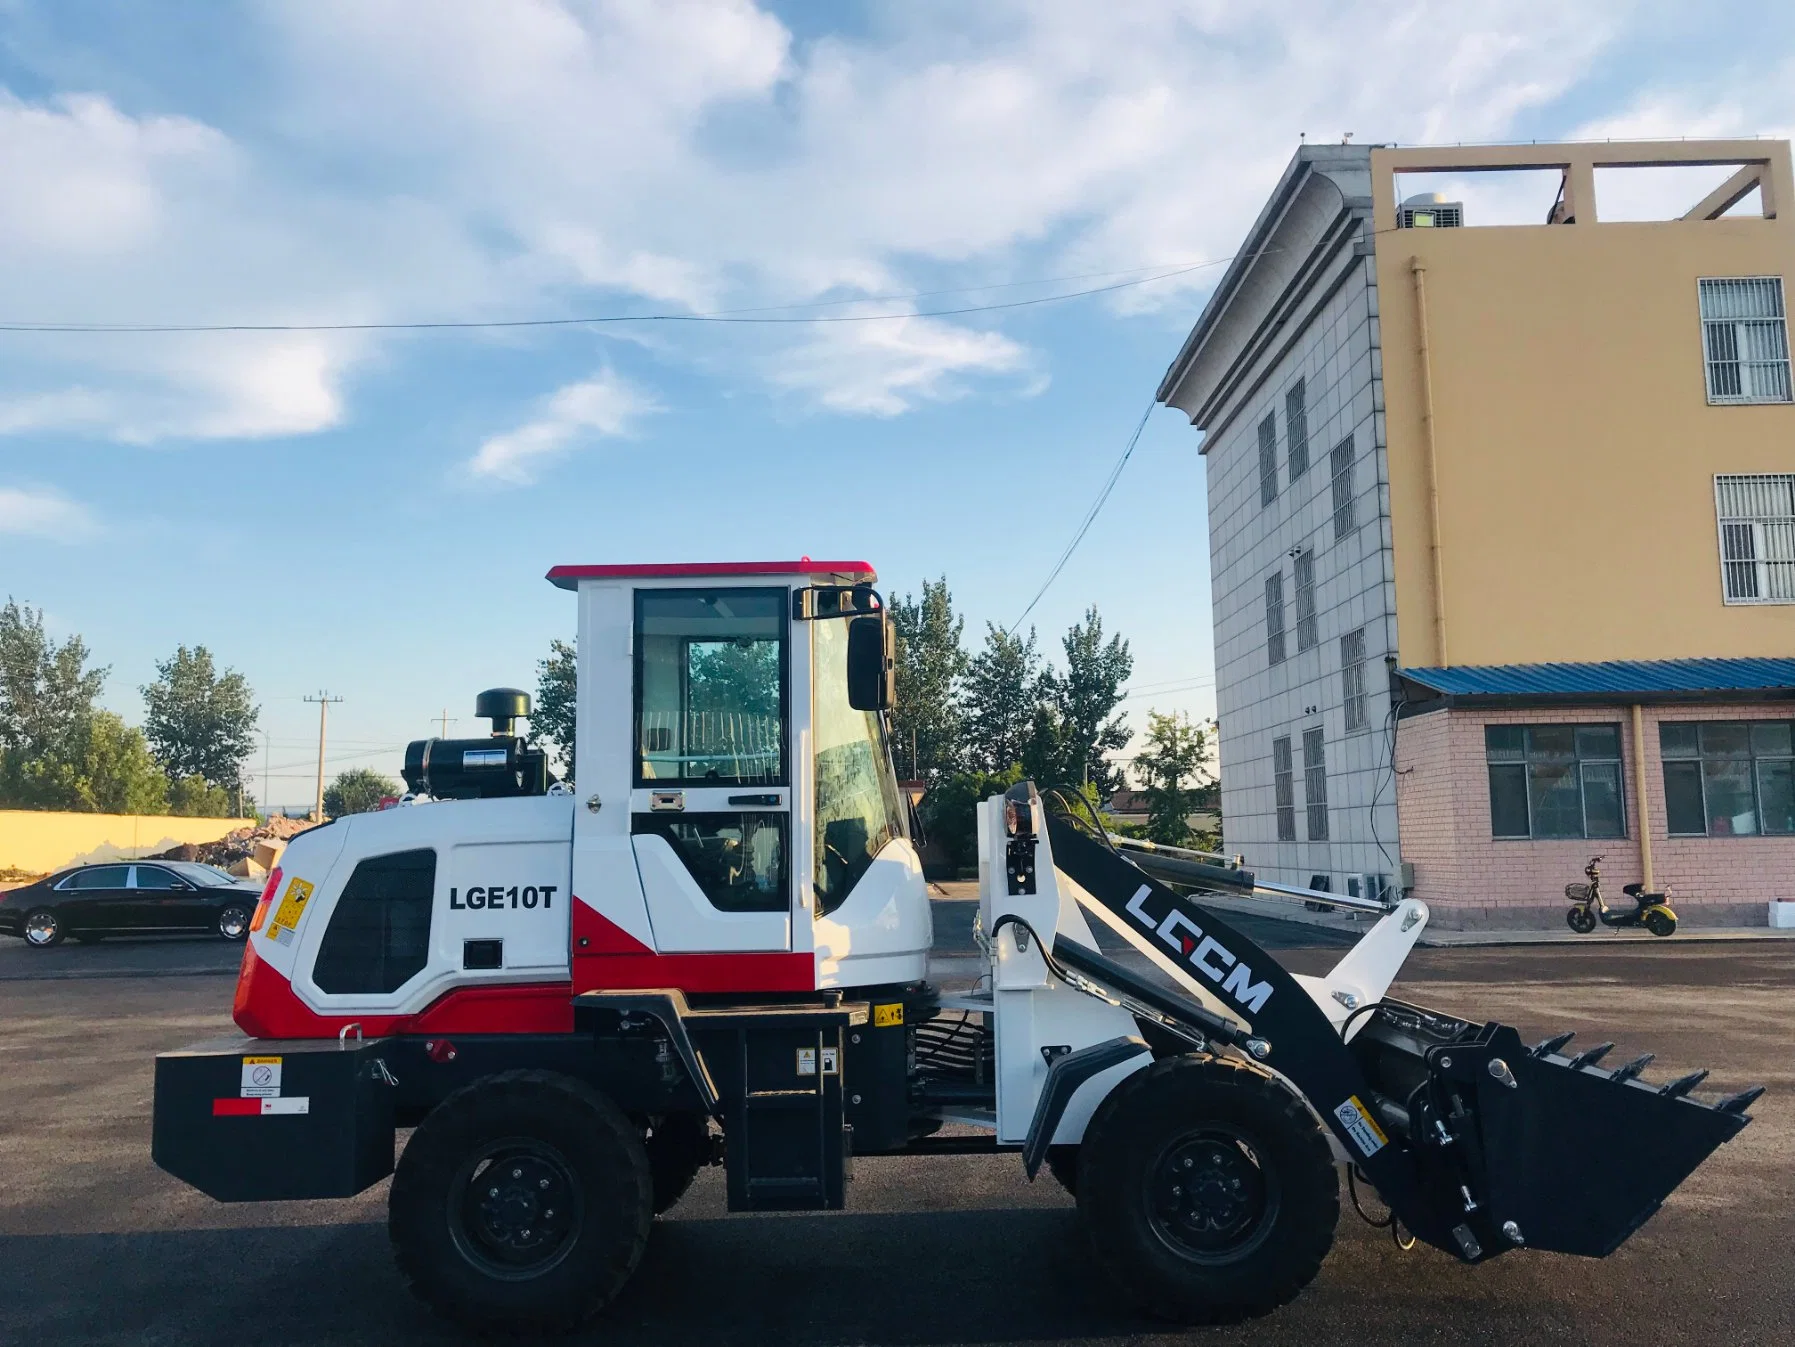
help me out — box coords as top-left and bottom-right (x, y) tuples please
(24, 909), (65, 948)
(216, 904), (252, 941)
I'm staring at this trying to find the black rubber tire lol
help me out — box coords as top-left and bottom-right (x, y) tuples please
(23, 909), (64, 949)
(1566, 906), (1597, 934)
(1645, 909), (1676, 938)
(216, 904), (251, 941)
(1044, 1145), (1080, 1198)
(644, 1112), (712, 1214)
(389, 1070), (653, 1334)
(1076, 1055), (1338, 1325)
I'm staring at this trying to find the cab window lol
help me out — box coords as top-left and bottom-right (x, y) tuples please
(634, 588), (787, 785)
(313, 849), (436, 995)
(812, 616), (906, 916)
(133, 867), (181, 889)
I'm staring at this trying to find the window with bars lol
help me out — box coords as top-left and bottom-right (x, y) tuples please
(1661, 721), (1795, 837)
(1265, 572), (1287, 665)
(1286, 378), (1310, 480)
(1302, 728), (1329, 840)
(1258, 412), (1278, 507)
(1699, 277), (1792, 405)
(1272, 735), (1296, 841)
(1341, 628), (1367, 731)
(1716, 473), (1795, 604)
(1486, 725), (1626, 839)
(1330, 435), (1356, 539)
(1294, 550), (1317, 650)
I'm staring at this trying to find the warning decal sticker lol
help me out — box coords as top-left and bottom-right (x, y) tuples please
(872, 1003), (904, 1027)
(240, 1055), (283, 1098)
(213, 1097), (310, 1116)
(1334, 1096), (1389, 1158)
(268, 877), (314, 945)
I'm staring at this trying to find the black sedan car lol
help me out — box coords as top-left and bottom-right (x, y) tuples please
(0, 861), (263, 948)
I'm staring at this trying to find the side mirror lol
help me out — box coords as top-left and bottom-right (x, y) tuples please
(846, 614), (894, 711)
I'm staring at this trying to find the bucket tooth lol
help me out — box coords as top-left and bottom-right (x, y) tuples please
(1658, 1069), (1709, 1100)
(1530, 1031), (1575, 1058)
(1609, 1053), (1654, 1084)
(1715, 1085), (1765, 1115)
(1566, 1042), (1615, 1070)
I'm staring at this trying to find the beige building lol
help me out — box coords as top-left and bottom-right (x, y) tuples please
(1159, 138), (1794, 927)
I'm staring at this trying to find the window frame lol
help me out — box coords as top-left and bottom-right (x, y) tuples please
(1714, 473), (1795, 606)
(1286, 378), (1310, 481)
(1341, 628), (1367, 732)
(1329, 434), (1356, 540)
(1272, 735), (1296, 841)
(631, 585), (792, 788)
(1661, 719), (1795, 837)
(1302, 727), (1329, 841)
(1257, 412), (1279, 507)
(1484, 723), (1628, 841)
(1293, 550), (1317, 651)
(1264, 571), (1287, 666)
(1698, 276), (1793, 406)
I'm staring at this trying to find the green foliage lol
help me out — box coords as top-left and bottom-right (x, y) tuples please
(535, 637), (577, 778)
(918, 765), (1023, 873)
(960, 624), (1042, 775)
(79, 714), (174, 814)
(688, 639), (779, 718)
(142, 645), (259, 792)
(889, 577), (968, 781)
(1133, 710), (1215, 847)
(1049, 606), (1133, 795)
(324, 767), (401, 818)
(0, 597), (108, 764)
(168, 773), (237, 818)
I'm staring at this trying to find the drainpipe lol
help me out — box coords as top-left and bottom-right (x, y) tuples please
(1631, 703), (1655, 890)
(1410, 257), (1449, 666)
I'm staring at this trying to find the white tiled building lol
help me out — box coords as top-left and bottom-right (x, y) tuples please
(1158, 145), (1401, 899)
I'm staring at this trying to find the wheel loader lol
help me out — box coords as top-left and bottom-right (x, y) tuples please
(150, 559), (1761, 1332)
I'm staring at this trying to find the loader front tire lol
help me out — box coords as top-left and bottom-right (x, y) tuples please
(389, 1070), (653, 1334)
(1076, 1054), (1337, 1325)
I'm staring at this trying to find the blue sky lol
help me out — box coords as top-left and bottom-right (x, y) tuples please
(1, 1), (1789, 808)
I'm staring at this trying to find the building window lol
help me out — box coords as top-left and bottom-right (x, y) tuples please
(1265, 572), (1286, 665)
(1272, 736), (1296, 841)
(1286, 379), (1310, 480)
(1294, 550), (1317, 650)
(1330, 435), (1356, 540)
(1716, 474), (1795, 604)
(1485, 725), (1626, 839)
(1699, 277), (1792, 405)
(1302, 728), (1329, 840)
(1258, 412), (1278, 507)
(1341, 628), (1367, 731)
(1662, 721), (1795, 837)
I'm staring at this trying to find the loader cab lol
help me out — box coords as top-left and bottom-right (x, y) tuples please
(549, 560), (929, 997)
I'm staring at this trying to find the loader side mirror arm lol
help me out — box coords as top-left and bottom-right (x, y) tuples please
(846, 613), (895, 711)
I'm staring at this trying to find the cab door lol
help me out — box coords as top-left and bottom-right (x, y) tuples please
(629, 586), (793, 952)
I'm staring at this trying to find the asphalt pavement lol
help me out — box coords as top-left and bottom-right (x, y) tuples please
(0, 906), (1790, 1346)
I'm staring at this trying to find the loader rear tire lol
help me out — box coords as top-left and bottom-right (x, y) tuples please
(645, 1111), (712, 1214)
(1076, 1054), (1337, 1325)
(389, 1070), (653, 1334)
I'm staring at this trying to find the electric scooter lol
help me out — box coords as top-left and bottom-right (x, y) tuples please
(1566, 855), (1677, 936)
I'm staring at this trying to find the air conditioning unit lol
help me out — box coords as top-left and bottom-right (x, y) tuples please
(1346, 873), (1394, 905)
(1400, 193), (1464, 229)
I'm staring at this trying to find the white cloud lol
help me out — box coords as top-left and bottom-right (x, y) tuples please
(0, 486), (96, 539)
(770, 309), (1037, 416)
(469, 369), (660, 483)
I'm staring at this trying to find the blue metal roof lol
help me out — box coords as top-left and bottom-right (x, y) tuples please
(1398, 658), (1795, 700)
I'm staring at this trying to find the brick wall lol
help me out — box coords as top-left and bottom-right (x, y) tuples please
(1394, 703), (1793, 929)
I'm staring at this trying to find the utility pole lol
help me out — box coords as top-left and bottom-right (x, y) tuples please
(303, 692), (343, 821)
(262, 730), (270, 817)
(439, 709), (454, 738)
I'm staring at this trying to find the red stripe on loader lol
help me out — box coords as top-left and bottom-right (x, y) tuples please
(212, 1098), (262, 1116)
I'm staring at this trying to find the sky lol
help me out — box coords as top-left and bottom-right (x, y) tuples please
(1, 1), (1790, 809)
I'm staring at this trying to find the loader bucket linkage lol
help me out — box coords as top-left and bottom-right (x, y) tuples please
(1042, 816), (1760, 1264)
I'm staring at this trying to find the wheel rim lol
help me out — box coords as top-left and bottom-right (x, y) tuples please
(449, 1138), (585, 1280)
(24, 912), (58, 946)
(218, 907), (249, 939)
(1146, 1125), (1280, 1264)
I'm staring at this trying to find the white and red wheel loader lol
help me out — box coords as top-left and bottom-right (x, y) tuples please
(151, 559), (1762, 1332)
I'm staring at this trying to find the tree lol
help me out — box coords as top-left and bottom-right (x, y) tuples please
(0, 599), (112, 810)
(76, 714), (172, 815)
(1133, 710), (1214, 847)
(889, 577), (968, 781)
(959, 624), (1043, 775)
(168, 774), (236, 818)
(141, 646), (259, 792)
(1050, 606), (1133, 797)
(535, 638), (577, 778)
(917, 765), (1023, 874)
(324, 767), (400, 817)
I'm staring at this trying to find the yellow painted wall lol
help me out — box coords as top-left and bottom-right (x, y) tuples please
(1372, 142), (1795, 668)
(0, 810), (253, 876)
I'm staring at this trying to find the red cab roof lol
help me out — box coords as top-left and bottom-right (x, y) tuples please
(547, 559), (876, 590)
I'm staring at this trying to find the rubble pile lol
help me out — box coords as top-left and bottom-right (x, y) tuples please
(151, 814), (317, 877)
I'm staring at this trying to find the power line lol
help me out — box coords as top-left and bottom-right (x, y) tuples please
(0, 259), (1230, 335)
(1007, 397), (1157, 634)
